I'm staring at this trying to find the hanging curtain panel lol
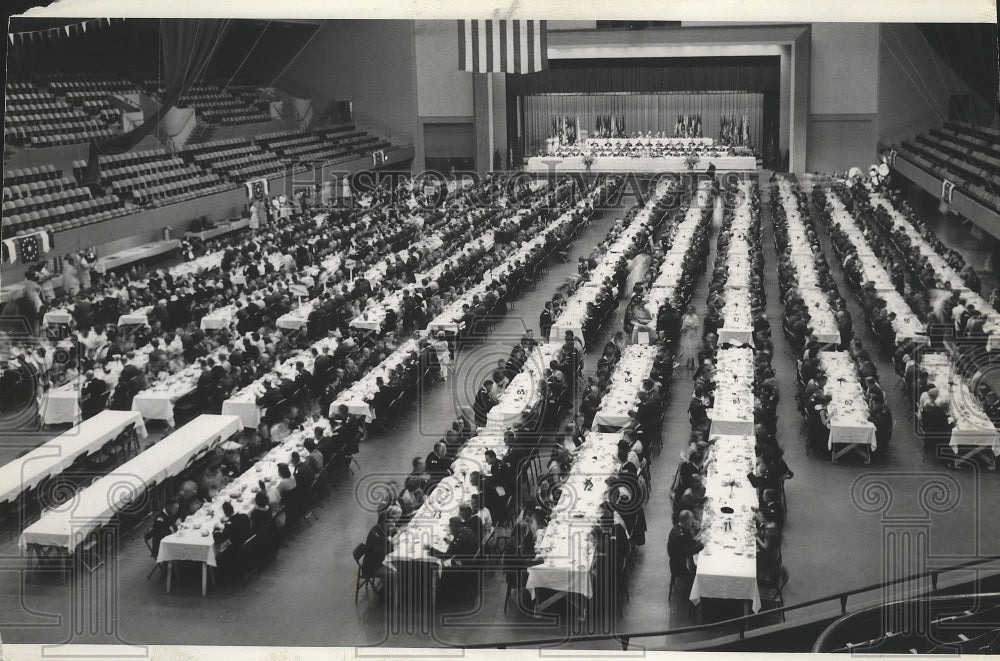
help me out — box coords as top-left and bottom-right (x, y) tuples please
(522, 91), (764, 157)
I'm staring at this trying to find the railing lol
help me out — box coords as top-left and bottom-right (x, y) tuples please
(458, 552), (1000, 650)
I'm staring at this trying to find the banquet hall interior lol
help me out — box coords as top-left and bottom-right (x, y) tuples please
(1, 13), (1000, 656)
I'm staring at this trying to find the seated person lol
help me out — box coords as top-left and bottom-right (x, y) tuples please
(427, 515), (480, 564)
(176, 480), (204, 519)
(425, 441), (453, 488)
(667, 509), (704, 584)
(150, 499), (180, 558)
(250, 491), (280, 558)
(362, 504), (402, 583)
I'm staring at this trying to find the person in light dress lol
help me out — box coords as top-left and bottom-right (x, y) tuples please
(432, 331), (452, 381)
(679, 305), (702, 370)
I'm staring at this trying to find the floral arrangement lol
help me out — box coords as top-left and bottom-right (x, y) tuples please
(684, 153), (701, 171)
(582, 153), (595, 170)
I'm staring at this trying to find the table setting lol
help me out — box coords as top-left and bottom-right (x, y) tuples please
(708, 347), (756, 437)
(690, 432), (760, 612)
(819, 351), (877, 458)
(593, 345), (659, 430)
(526, 431), (623, 600)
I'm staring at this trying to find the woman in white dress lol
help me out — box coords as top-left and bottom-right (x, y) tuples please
(77, 250), (94, 290)
(679, 305), (702, 370)
(432, 331), (452, 382)
(62, 257), (80, 296)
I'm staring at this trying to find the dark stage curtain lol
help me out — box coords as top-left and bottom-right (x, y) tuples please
(507, 56), (781, 96)
(82, 18), (232, 184)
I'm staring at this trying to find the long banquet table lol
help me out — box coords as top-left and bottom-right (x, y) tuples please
(19, 414), (243, 555)
(0, 410), (148, 506)
(525, 431), (623, 610)
(526, 155), (756, 173)
(690, 432), (760, 613)
(156, 418), (334, 595)
(818, 351), (876, 463)
(592, 345), (659, 430)
(921, 352), (1000, 468)
(486, 344), (561, 430)
(38, 347), (153, 426)
(327, 338), (420, 421)
(708, 347), (756, 437)
(223, 336), (340, 428)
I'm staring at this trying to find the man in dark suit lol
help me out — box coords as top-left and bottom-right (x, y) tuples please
(539, 302), (553, 340)
(667, 510), (704, 584)
(428, 516), (479, 563)
(80, 370), (109, 420)
(213, 501), (252, 548)
(425, 441), (453, 487)
(474, 380), (498, 427)
(484, 449), (513, 518)
(150, 499), (180, 558)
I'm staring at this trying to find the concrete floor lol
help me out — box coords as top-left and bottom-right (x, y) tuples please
(2, 174), (1000, 652)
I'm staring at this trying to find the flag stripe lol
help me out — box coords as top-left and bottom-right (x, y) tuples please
(477, 20), (488, 74)
(471, 20), (479, 73)
(485, 20), (493, 73)
(539, 20), (548, 70)
(499, 21), (507, 72)
(513, 20), (522, 73)
(457, 20), (466, 71)
(526, 21), (535, 73)
(457, 20), (546, 74)
(492, 20), (502, 73)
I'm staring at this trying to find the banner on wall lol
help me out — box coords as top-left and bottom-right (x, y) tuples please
(941, 179), (955, 204)
(244, 178), (269, 201)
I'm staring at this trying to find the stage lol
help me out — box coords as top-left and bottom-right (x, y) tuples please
(525, 154), (758, 173)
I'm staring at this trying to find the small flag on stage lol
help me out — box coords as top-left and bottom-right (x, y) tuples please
(458, 20), (547, 74)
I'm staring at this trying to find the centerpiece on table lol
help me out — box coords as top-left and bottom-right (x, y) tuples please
(582, 153), (595, 172)
(685, 153), (701, 171)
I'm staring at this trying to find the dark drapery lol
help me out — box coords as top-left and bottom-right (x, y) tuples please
(82, 18), (232, 184)
(507, 56), (781, 96)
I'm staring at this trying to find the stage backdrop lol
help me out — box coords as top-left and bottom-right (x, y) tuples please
(520, 91), (763, 157)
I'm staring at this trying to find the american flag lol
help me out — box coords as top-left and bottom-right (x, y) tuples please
(458, 20), (548, 74)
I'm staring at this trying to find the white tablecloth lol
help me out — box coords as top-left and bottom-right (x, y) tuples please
(19, 414), (242, 552)
(717, 289), (754, 347)
(921, 353), (1000, 454)
(157, 418), (333, 567)
(224, 336), (340, 428)
(117, 306), (153, 327)
(593, 345), (659, 429)
(95, 240), (181, 274)
(820, 352), (877, 451)
(526, 155), (756, 173)
(38, 348), (152, 426)
(486, 344), (560, 430)
(690, 433), (760, 611)
(0, 410), (147, 505)
(42, 310), (73, 326)
(526, 432), (622, 599)
(709, 347), (756, 437)
(328, 339), (419, 421)
(388, 429), (510, 569)
(38, 387), (82, 426)
(131, 361), (206, 427)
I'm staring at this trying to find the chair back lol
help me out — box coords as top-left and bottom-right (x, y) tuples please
(352, 542), (366, 566)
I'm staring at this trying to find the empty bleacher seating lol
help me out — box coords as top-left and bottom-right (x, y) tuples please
(892, 120), (1000, 213)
